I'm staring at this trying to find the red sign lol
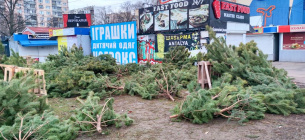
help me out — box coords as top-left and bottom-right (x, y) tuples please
(213, 0), (221, 19)
(278, 25), (305, 33)
(278, 25), (290, 33)
(283, 33), (305, 50)
(212, 0), (250, 19)
(220, 1), (250, 14)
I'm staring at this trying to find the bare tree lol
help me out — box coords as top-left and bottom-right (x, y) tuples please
(0, 0), (27, 36)
(92, 0), (160, 25)
(46, 17), (55, 27)
(94, 6), (112, 25)
(117, 2), (135, 23)
(115, 0), (159, 23)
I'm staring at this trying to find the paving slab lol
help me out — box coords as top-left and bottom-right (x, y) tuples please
(272, 62), (305, 87)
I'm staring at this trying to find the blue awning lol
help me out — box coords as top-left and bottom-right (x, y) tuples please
(19, 40), (58, 47)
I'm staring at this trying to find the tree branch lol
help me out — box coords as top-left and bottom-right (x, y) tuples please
(0, 131), (8, 140)
(18, 114), (24, 140)
(161, 67), (175, 101)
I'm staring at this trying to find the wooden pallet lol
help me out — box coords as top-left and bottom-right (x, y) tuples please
(197, 61), (212, 89)
(0, 64), (47, 101)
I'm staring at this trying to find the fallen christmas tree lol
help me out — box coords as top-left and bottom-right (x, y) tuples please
(170, 26), (305, 124)
(72, 92), (133, 134)
(124, 46), (199, 101)
(0, 74), (78, 140)
(34, 47), (149, 99)
(125, 64), (181, 101)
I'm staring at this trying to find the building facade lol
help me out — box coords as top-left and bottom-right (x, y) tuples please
(14, 0), (69, 27)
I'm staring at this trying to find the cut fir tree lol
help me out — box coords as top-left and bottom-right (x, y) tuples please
(170, 26), (305, 124)
(72, 92), (133, 134)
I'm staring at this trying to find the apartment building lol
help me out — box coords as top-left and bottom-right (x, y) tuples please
(14, 0), (69, 27)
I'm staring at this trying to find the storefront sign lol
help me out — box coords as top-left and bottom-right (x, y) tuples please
(211, 0), (250, 23)
(91, 21), (137, 64)
(52, 28), (75, 36)
(156, 31), (201, 59)
(278, 25), (305, 33)
(283, 33), (305, 50)
(220, 1), (250, 14)
(28, 34), (50, 39)
(290, 25), (305, 32)
(63, 14), (91, 28)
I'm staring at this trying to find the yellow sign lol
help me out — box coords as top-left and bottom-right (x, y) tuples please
(156, 34), (165, 59)
(58, 36), (68, 51)
(52, 28), (75, 37)
(53, 29), (64, 36)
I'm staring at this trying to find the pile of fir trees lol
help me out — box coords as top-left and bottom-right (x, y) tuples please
(33, 46), (199, 101)
(0, 74), (133, 139)
(170, 26), (305, 124)
(0, 74), (78, 139)
(124, 46), (202, 101)
(34, 47), (142, 98)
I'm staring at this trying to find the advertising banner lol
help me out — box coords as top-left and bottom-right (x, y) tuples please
(139, 7), (154, 34)
(154, 4), (170, 31)
(139, 0), (249, 34)
(188, 0), (210, 29)
(210, 0), (250, 32)
(170, 1), (189, 30)
(58, 36), (78, 51)
(91, 21), (137, 64)
(63, 14), (92, 28)
(58, 36), (67, 51)
(283, 33), (305, 50)
(156, 31), (201, 59)
(137, 35), (161, 64)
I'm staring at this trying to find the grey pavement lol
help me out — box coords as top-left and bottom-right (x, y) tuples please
(272, 62), (305, 87)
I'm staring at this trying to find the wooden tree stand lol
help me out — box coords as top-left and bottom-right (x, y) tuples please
(197, 61), (212, 89)
(0, 64), (48, 102)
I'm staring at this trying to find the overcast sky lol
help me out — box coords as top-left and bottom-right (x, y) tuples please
(68, 0), (135, 10)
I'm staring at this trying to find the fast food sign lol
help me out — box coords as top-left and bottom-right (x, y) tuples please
(138, 0), (250, 34)
(212, 0), (250, 21)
